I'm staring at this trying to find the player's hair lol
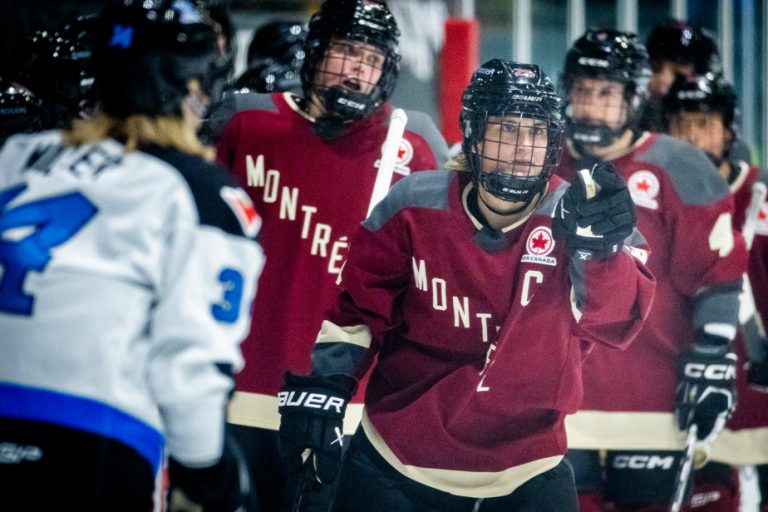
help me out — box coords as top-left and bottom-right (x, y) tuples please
(63, 113), (209, 158)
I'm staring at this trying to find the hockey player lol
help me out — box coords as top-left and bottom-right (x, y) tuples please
(215, 0), (448, 509)
(639, 19), (720, 133)
(664, 72), (768, 512)
(0, 1), (263, 510)
(557, 29), (748, 512)
(277, 59), (654, 512)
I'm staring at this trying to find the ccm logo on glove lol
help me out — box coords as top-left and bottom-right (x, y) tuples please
(683, 363), (736, 380)
(278, 390), (346, 413)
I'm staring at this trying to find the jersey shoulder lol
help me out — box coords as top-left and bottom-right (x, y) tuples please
(364, 170), (454, 231)
(141, 145), (261, 240)
(635, 133), (730, 205)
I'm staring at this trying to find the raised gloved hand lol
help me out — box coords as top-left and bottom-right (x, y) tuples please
(167, 432), (255, 512)
(675, 341), (737, 446)
(278, 372), (353, 485)
(552, 157), (637, 259)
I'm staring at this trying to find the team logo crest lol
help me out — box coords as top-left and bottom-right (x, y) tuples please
(521, 226), (557, 265)
(376, 137), (414, 176)
(628, 170), (659, 210)
(220, 186), (261, 238)
(755, 202), (768, 236)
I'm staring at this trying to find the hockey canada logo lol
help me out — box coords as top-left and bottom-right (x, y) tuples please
(220, 186), (261, 238)
(627, 170), (659, 210)
(521, 226), (557, 266)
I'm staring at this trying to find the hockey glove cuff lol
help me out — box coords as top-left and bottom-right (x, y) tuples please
(278, 372), (353, 485)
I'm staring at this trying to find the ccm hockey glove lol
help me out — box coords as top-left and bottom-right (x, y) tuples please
(675, 340), (737, 446)
(552, 158), (636, 259)
(278, 372), (353, 485)
(167, 432), (255, 512)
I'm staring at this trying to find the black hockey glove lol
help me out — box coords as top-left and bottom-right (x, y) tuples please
(747, 359), (768, 392)
(167, 432), (256, 512)
(675, 340), (737, 446)
(278, 372), (353, 485)
(552, 158), (636, 259)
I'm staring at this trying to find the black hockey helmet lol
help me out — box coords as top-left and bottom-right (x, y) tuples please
(0, 77), (44, 145)
(247, 20), (307, 69)
(663, 72), (737, 161)
(91, 0), (227, 119)
(235, 21), (307, 93)
(301, 0), (400, 122)
(461, 59), (565, 206)
(561, 29), (651, 147)
(647, 20), (721, 74)
(14, 15), (97, 129)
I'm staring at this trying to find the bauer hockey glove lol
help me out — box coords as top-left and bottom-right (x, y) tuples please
(552, 158), (636, 259)
(167, 432), (255, 512)
(278, 372), (353, 485)
(675, 339), (737, 446)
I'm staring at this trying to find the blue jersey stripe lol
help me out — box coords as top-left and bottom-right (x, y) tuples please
(0, 382), (163, 471)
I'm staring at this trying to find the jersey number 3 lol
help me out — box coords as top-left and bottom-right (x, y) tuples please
(0, 184), (98, 315)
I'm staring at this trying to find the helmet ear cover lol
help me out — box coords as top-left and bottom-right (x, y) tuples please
(301, 0), (400, 122)
(460, 60), (565, 205)
(92, 0), (226, 119)
(560, 29), (651, 147)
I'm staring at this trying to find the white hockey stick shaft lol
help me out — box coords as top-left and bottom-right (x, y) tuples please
(669, 424), (698, 512)
(740, 181), (768, 360)
(367, 108), (408, 217)
(743, 181), (767, 250)
(575, 166), (600, 238)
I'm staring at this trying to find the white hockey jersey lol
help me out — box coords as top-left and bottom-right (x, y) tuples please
(0, 132), (264, 472)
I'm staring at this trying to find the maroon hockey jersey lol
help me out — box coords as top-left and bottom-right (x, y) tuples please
(216, 92), (448, 430)
(310, 171), (655, 496)
(560, 133), (748, 451)
(714, 161), (768, 464)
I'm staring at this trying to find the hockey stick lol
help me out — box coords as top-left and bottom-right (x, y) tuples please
(366, 108), (408, 217)
(669, 424), (698, 512)
(291, 457), (318, 512)
(575, 166), (600, 237)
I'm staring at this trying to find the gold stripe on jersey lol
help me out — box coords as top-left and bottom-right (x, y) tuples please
(227, 391), (364, 435)
(566, 410), (768, 464)
(361, 411), (563, 498)
(315, 320), (372, 349)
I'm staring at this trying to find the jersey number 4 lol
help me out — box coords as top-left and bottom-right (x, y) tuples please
(0, 184), (98, 315)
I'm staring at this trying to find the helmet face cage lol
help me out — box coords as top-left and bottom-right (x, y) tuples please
(663, 73), (736, 164)
(93, 0), (225, 119)
(301, 0), (400, 121)
(461, 61), (565, 205)
(561, 29), (651, 147)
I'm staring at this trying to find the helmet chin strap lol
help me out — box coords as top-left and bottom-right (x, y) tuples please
(477, 186), (534, 217)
